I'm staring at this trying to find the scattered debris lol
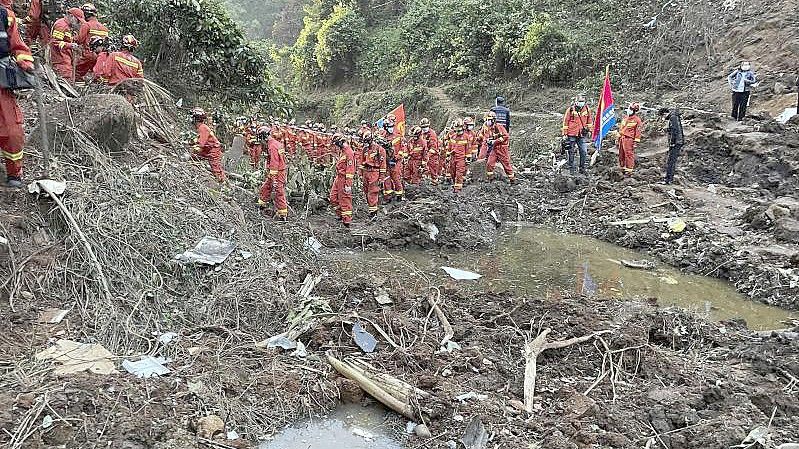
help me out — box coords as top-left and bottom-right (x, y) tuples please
(304, 236), (323, 255)
(621, 259), (656, 270)
(456, 392), (488, 402)
(462, 416), (489, 449)
(441, 266), (482, 280)
(420, 222), (439, 241)
(352, 322), (378, 353)
(157, 332), (179, 345)
(776, 107), (797, 124)
(35, 339), (117, 376)
(38, 308), (69, 324)
(122, 356), (171, 378)
(175, 236), (236, 265)
(667, 217), (687, 233)
(27, 179), (66, 196)
(374, 289), (393, 305)
(414, 423), (432, 438)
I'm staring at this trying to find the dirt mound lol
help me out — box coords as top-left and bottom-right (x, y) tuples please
(31, 94), (136, 154)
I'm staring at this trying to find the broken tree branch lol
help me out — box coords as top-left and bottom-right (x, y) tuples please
(427, 287), (454, 346)
(524, 328), (610, 413)
(327, 354), (416, 420)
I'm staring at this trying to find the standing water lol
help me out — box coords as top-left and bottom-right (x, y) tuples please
(331, 227), (793, 330)
(259, 404), (403, 449)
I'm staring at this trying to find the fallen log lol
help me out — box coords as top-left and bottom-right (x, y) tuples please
(523, 328), (610, 413)
(327, 354), (417, 420)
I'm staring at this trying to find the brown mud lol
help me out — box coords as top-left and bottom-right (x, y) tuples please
(2, 80), (799, 449)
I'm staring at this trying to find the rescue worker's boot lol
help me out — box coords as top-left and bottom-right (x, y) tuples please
(6, 177), (23, 189)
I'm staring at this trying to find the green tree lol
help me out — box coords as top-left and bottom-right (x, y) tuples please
(315, 4), (367, 82)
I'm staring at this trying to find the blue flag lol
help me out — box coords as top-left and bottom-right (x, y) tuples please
(592, 67), (617, 150)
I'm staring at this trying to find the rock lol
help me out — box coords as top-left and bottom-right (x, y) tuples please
(336, 377), (364, 403)
(773, 82), (789, 94)
(564, 391), (596, 418)
(32, 94), (136, 154)
(194, 415), (225, 439)
(414, 423), (432, 438)
(775, 218), (799, 243)
(766, 203), (791, 222)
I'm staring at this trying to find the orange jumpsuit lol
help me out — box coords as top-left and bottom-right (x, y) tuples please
(244, 126), (261, 168)
(92, 51), (109, 79)
(361, 142), (386, 214)
(406, 136), (428, 185)
(380, 130), (405, 200)
(298, 130), (314, 160)
(421, 129), (441, 184)
(50, 16), (79, 80)
(281, 126), (298, 156)
(99, 50), (143, 85)
(618, 115), (643, 173)
(446, 131), (470, 192)
(482, 124), (514, 182)
(329, 143), (356, 225)
(193, 122), (226, 182)
(75, 16), (109, 79)
(24, 0), (51, 46)
(1, 4), (34, 180)
(259, 137), (288, 217)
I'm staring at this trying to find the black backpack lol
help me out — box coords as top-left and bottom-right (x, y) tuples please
(0, 7), (10, 59)
(0, 7), (36, 90)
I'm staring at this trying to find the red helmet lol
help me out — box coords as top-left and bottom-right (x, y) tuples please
(67, 7), (85, 22)
(332, 133), (346, 146)
(122, 34), (139, 50)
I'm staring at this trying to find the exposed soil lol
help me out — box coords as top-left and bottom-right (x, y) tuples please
(2, 66), (799, 449)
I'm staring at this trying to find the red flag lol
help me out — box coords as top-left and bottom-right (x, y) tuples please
(389, 104), (406, 136)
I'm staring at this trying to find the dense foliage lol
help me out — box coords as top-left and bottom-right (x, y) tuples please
(278, 0), (598, 88)
(107, 0), (291, 113)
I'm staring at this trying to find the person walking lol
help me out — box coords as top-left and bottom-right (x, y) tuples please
(658, 107), (684, 185)
(727, 61), (757, 121)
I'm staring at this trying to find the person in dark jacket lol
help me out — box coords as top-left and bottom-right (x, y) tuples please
(658, 107), (684, 185)
(490, 96), (510, 131)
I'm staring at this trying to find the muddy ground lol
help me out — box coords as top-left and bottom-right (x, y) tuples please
(2, 86), (799, 449)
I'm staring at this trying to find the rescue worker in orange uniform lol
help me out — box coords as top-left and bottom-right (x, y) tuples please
(1, 0), (35, 187)
(561, 93), (593, 174)
(379, 114), (405, 202)
(617, 102), (643, 175)
(74, 3), (108, 80)
(258, 126), (288, 220)
(280, 122), (298, 156)
(190, 107), (227, 183)
(329, 133), (356, 227)
(360, 131), (386, 218)
(481, 111), (515, 183)
(88, 35), (110, 80)
(50, 7), (84, 80)
(419, 118), (440, 185)
(244, 121), (262, 168)
(98, 34), (143, 86)
(24, 0), (53, 47)
(298, 122), (315, 160)
(406, 126), (428, 185)
(357, 120), (371, 138)
(463, 117), (479, 161)
(446, 120), (470, 193)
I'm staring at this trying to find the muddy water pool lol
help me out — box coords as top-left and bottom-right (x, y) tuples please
(330, 227), (793, 330)
(259, 403), (403, 449)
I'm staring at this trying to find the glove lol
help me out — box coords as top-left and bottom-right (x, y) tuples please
(344, 185), (352, 194)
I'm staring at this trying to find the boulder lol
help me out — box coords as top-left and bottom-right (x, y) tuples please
(32, 94), (136, 154)
(775, 218), (799, 244)
(773, 82), (790, 95)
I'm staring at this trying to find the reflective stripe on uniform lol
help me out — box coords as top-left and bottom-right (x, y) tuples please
(1, 150), (24, 161)
(115, 56), (140, 68)
(89, 29), (109, 36)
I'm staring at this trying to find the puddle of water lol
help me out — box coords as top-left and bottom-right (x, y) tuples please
(259, 404), (403, 449)
(330, 227), (793, 330)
